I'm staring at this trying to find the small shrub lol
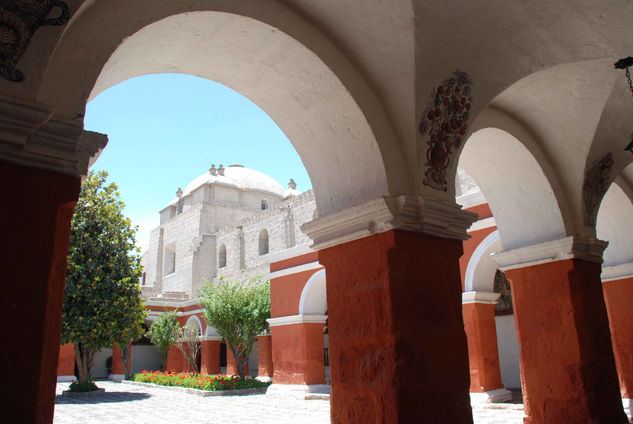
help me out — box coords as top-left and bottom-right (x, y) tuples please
(69, 380), (99, 392)
(132, 370), (271, 391)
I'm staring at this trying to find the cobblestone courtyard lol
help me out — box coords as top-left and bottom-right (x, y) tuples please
(54, 381), (525, 424)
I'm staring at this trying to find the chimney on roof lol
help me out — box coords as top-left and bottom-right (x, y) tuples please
(210, 164), (217, 176)
(176, 187), (183, 198)
(218, 164), (225, 176)
(288, 178), (297, 190)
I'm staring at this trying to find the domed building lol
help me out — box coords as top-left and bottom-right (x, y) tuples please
(140, 163), (311, 301)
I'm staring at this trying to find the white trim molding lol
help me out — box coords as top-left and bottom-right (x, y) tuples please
(269, 261), (322, 280)
(492, 236), (608, 271)
(199, 335), (223, 341)
(267, 314), (327, 327)
(0, 95), (108, 177)
(469, 388), (513, 404)
(602, 262), (633, 282)
(301, 195), (477, 250)
(462, 291), (500, 305)
(468, 217), (496, 233)
(456, 190), (487, 209)
(464, 231), (500, 291)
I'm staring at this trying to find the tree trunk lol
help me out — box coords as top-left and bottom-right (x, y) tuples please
(121, 344), (130, 380)
(74, 344), (96, 384)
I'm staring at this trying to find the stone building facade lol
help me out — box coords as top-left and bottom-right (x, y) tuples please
(140, 164), (312, 301)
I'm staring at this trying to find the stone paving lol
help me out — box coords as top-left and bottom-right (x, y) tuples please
(54, 381), (525, 424)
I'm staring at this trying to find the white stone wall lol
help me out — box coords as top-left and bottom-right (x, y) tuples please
(141, 175), (317, 300)
(495, 314), (521, 389)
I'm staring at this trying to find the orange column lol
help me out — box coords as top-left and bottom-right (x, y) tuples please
(226, 346), (249, 376)
(0, 161), (81, 424)
(269, 321), (325, 385)
(502, 258), (627, 424)
(200, 338), (221, 375)
(462, 292), (511, 402)
(111, 342), (132, 379)
(318, 230), (473, 423)
(57, 343), (76, 382)
(165, 344), (186, 372)
(602, 276), (633, 409)
(257, 334), (274, 381)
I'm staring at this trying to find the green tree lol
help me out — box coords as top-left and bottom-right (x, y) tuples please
(147, 309), (180, 370)
(61, 170), (147, 384)
(176, 325), (201, 373)
(199, 275), (271, 380)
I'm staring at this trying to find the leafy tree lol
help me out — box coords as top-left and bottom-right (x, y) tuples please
(176, 325), (201, 373)
(61, 170), (147, 384)
(199, 275), (271, 380)
(147, 309), (180, 370)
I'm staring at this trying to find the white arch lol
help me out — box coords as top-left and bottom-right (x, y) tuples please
(459, 128), (566, 251)
(299, 269), (327, 316)
(464, 231), (500, 292)
(597, 181), (633, 267)
(185, 315), (203, 335)
(39, 3), (407, 216)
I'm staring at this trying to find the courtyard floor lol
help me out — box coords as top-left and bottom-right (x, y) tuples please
(54, 380), (525, 424)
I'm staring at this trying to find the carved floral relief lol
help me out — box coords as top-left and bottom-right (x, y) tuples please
(582, 152), (614, 227)
(419, 70), (473, 191)
(0, 0), (70, 82)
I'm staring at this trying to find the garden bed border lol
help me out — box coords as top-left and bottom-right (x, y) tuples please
(118, 379), (268, 397)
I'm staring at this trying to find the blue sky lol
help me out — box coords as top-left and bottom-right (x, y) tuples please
(85, 73), (311, 252)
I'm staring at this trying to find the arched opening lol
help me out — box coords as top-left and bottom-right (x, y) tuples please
(258, 229), (269, 256)
(458, 127), (566, 251)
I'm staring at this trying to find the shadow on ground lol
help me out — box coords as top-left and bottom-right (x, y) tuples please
(55, 392), (151, 404)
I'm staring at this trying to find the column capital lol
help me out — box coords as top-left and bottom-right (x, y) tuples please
(0, 95), (107, 177)
(462, 291), (500, 305)
(267, 314), (327, 327)
(602, 262), (633, 282)
(492, 236), (608, 271)
(301, 195), (477, 250)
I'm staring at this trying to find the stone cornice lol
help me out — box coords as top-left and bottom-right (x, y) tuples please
(493, 236), (608, 271)
(267, 314), (327, 327)
(462, 291), (500, 305)
(602, 262), (633, 282)
(301, 195), (477, 250)
(0, 95), (107, 177)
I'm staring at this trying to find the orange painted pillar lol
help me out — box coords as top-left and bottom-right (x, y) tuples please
(111, 342), (132, 379)
(57, 343), (76, 382)
(0, 161), (81, 424)
(166, 344), (186, 372)
(318, 230), (473, 423)
(226, 346), (248, 376)
(602, 276), (633, 409)
(200, 338), (221, 375)
(269, 321), (325, 385)
(257, 334), (274, 381)
(462, 292), (511, 402)
(500, 256), (627, 424)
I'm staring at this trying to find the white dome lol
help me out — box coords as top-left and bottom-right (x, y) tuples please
(182, 165), (286, 197)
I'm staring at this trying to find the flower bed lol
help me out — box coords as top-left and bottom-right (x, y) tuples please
(132, 370), (271, 391)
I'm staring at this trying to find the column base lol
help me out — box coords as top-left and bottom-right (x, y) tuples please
(57, 375), (75, 382)
(266, 383), (330, 399)
(109, 374), (125, 380)
(623, 398), (632, 421)
(255, 376), (273, 383)
(469, 388), (513, 404)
